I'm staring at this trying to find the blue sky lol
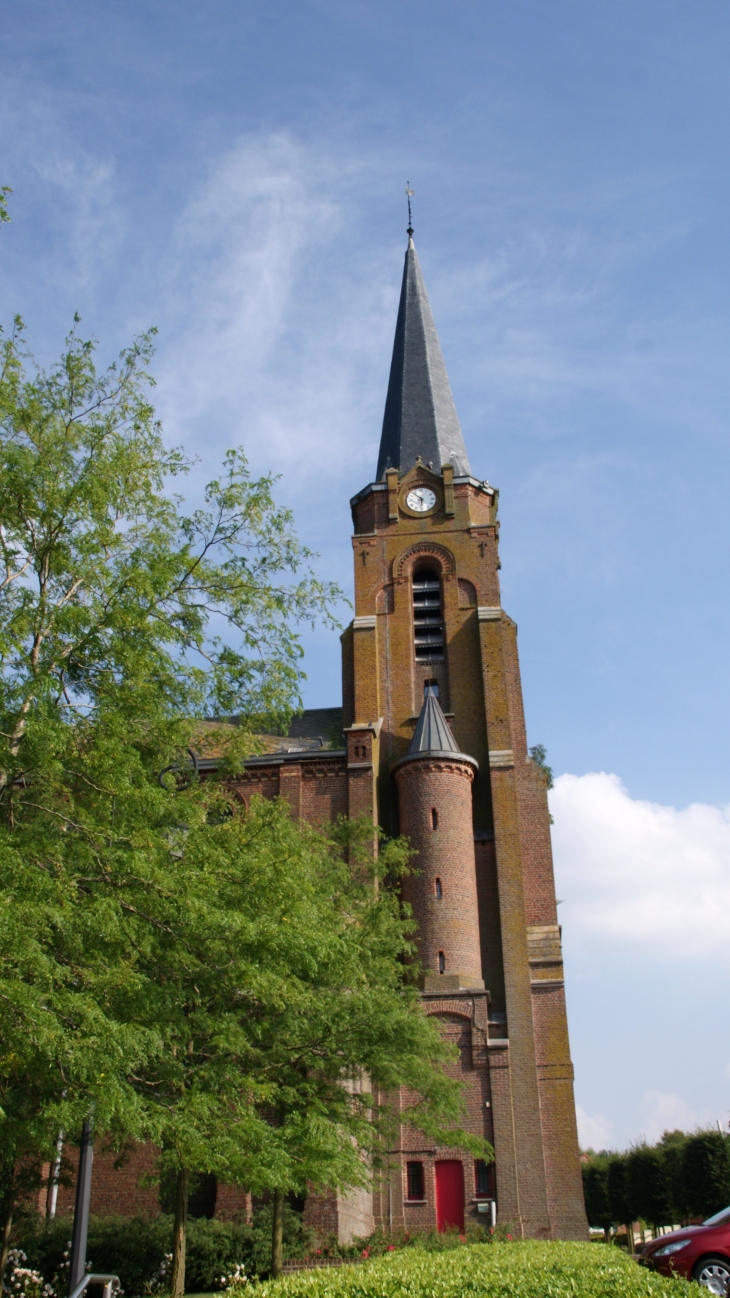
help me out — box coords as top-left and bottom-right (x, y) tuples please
(2, 0), (729, 1153)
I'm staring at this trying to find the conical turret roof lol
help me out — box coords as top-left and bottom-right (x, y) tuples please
(376, 239), (471, 481)
(409, 687), (462, 756)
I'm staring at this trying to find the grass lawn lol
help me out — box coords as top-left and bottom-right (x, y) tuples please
(230, 1241), (690, 1298)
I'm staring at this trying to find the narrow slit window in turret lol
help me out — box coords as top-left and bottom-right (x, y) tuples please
(438, 950), (446, 973)
(431, 807), (438, 830)
(435, 877), (442, 899)
(412, 568), (443, 660)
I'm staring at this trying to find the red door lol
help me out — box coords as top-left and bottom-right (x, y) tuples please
(435, 1160), (464, 1232)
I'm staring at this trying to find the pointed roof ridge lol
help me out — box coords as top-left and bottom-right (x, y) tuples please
(408, 687), (462, 757)
(376, 239), (471, 481)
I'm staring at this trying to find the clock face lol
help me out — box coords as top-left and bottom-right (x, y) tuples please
(405, 487), (437, 513)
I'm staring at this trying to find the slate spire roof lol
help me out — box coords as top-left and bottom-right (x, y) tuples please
(408, 687), (463, 758)
(376, 237), (471, 481)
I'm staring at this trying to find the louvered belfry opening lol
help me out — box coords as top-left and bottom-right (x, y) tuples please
(412, 566), (444, 661)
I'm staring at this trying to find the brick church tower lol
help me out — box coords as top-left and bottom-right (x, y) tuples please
(341, 233), (588, 1241)
(48, 233), (587, 1244)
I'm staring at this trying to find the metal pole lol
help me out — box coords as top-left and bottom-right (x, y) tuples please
(69, 1119), (94, 1296)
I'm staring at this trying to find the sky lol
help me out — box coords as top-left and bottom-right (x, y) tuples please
(2, 0), (729, 1153)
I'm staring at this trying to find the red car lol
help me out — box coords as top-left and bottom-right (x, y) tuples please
(641, 1206), (730, 1292)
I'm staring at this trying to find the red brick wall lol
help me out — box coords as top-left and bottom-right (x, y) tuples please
(395, 758), (482, 984)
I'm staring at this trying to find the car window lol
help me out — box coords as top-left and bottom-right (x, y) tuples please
(702, 1207), (730, 1226)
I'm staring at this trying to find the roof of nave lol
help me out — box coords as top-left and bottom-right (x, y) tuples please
(193, 707), (344, 762)
(376, 236), (471, 482)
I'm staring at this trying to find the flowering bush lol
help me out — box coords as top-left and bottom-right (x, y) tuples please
(220, 1264), (248, 1289)
(4, 1250), (55, 1298)
(143, 1253), (172, 1295)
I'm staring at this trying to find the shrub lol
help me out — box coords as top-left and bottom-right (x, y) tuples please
(17, 1204), (312, 1295)
(19, 1217), (171, 1298)
(311, 1223), (503, 1259)
(229, 1240), (689, 1298)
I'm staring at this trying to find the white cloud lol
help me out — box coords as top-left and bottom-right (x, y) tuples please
(638, 1091), (716, 1145)
(576, 1105), (614, 1151)
(550, 772), (730, 959)
(153, 133), (393, 488)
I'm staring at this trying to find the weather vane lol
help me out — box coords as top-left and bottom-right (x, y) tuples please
(405, 181), (414, 237)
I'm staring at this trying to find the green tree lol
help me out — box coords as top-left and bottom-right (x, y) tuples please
(0, 321), (488, 1293)
(118, 802), (487, 1291)
(626, 1145), (673, 1232)
(582, 1157), (612, 1238)
(683, 1132), (730, 1220)
(607, 1155), (634, 1239)
(0, 318), (340, 1274)
(658, 1130), (688, 1224)
(528, 744), (554, 790)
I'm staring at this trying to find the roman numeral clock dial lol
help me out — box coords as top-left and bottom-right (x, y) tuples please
(405, 487), (437, 513)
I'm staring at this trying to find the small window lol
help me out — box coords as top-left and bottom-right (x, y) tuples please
(406, 1162), (425, 1200)
(438, 951), (446, 974)
(435, 877), (442, 900)
(431, 807), (438, 830)
(475, 1160), (494, 1199)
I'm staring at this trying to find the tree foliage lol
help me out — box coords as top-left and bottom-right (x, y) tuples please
(626, 1146), (673, 1232)
(682, 1132), (730, 1220)
(606, 1156), (633, 1229)
(0, 320), (490, 1287)
(581, 1159), (612, 1236)
(583, 1129), (730, 1233)
(0, 318), (341, 1173)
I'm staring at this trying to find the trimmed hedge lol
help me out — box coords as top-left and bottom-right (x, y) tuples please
(246, 1241), (690, 1298)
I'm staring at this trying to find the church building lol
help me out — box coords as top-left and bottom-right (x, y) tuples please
(51, 233), (588, 1242)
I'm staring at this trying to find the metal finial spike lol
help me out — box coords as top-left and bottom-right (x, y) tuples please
(405, 182), (415, 237)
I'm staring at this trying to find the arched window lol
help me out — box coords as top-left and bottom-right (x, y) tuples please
(438, 951), (446, 973)
(431, 807), (438, 830)
(435, 877), (443, 900)
(412, 567), (444, 661)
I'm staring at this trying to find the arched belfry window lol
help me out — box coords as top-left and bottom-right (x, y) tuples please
(412, 567), (444, 661)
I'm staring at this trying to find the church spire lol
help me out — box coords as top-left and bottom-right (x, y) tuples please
(376, 238), (471, 481)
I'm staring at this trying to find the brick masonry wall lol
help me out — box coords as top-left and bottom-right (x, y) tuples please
(347, 468), (587, 1242)
(55, 1141), (257, 1222)
(51, 1143), (161, 1219)
(474, 838), (506, 1014)
(383, 999), (495, 1235)
(395, 757), (482, 983)
(229, 757), (349, 827)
